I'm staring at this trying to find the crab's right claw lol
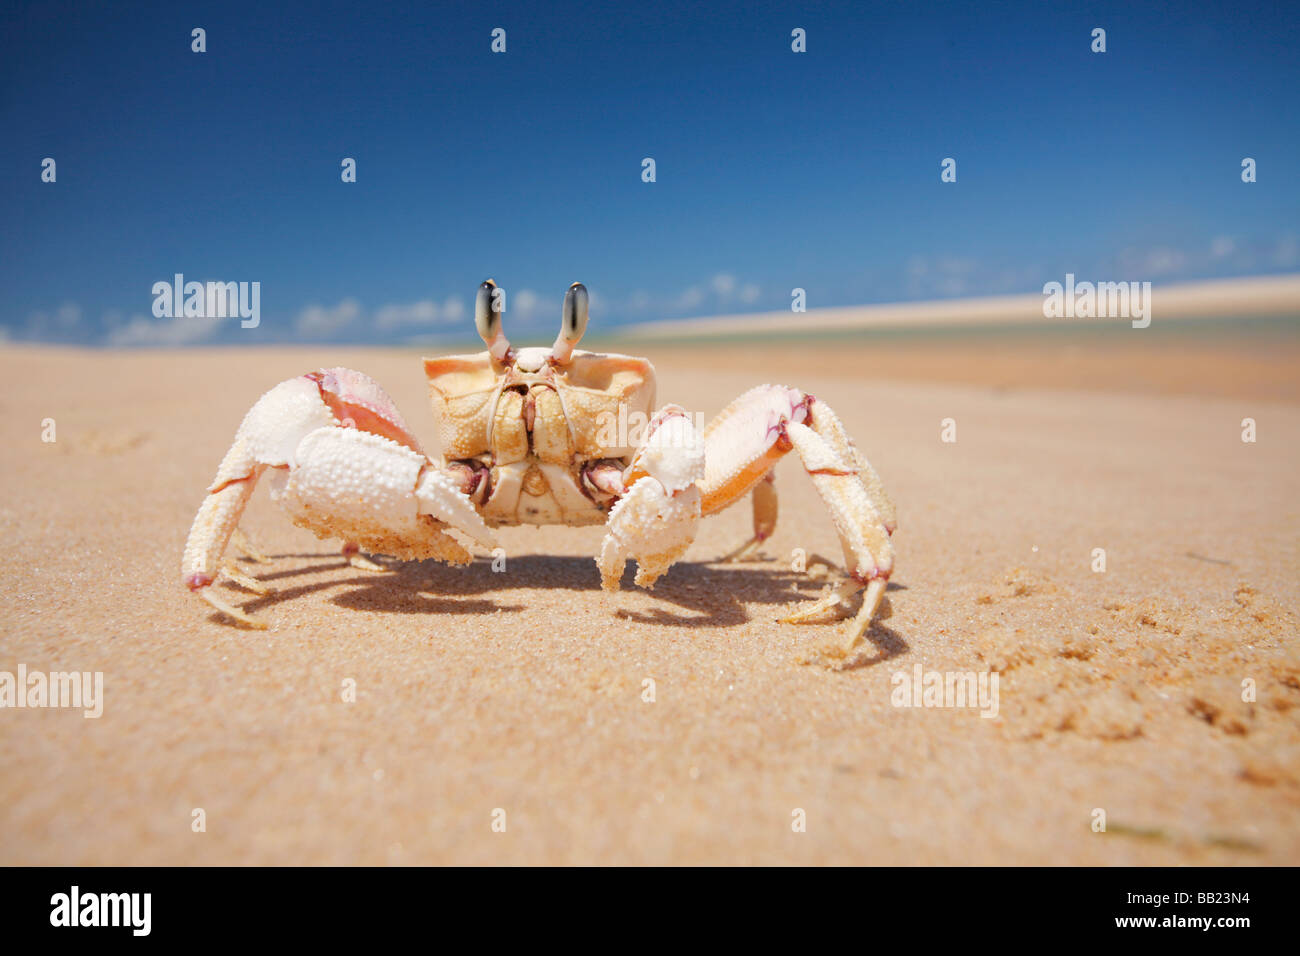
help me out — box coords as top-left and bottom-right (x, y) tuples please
(183, 369), (498, 630)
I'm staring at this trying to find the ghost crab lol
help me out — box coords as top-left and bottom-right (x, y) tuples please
(182, 280), (897, 651)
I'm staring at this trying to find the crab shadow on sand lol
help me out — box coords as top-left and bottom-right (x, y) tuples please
(217, 551), (908, 665)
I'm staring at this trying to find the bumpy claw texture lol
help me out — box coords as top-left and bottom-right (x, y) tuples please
(598, 408), (704, 589)
(267, 426), (491, 563)
(598, 478), (702, 589)
(183, 368), (497, 627)
(415, 469), (496, 548)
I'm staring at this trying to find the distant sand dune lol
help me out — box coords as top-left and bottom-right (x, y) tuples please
(621, 274), (1300, 339)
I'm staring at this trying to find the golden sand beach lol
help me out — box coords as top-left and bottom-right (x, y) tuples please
(1, 321), (1297, 864)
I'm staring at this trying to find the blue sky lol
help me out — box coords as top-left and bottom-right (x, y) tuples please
(2, 0), (1297, 346)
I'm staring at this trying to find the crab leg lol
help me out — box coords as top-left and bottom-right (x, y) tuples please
(796, 398), (897, 535)
(230, 527), (272, 564)
(341, 541), (388, 572)
(778, 421), (891, 648)
(185, 473), (271, 627)
(182, 375), (336, 626)
(717, 470), (777, 562)
(698, 385), (894, 651)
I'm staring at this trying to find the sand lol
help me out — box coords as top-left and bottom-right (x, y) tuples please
(1, 335), (1297, 865)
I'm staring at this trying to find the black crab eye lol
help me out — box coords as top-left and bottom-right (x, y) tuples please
(561, 282), (589, 343)
(475, 279), (502, 343)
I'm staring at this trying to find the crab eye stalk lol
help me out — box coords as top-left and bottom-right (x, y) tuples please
(475, 279), (511, 362)
(551, 282), (589, 365)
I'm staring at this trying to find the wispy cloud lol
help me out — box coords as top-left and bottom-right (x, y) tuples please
(23, 302), (84, 340)
(439, 296), (467, 324)
(1272, 235), (1298, 268)
(295, 298), (362, 338)
(8, 233), (1298, 348)
(1117, 247), (1187, 277)
(295, 296), (474, 340)
(511, 289), (542, 323)
(1210, 235), (1236, 259)
(905, 256), (979, 297)
(1107, 234), (1299, 279)
(106, 313), (221, 347)
(658, 272), (765, 315)
(373, 299), (438, 331)
(674, 285), (705, 310)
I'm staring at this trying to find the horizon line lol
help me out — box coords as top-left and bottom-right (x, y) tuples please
(615, 274), (1300, 340)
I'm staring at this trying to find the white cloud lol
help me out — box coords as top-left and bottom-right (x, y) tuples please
(25, 301), (83, 336)
(1210, 236), (1236, 259)
(905, 256), (977, 296)
(642, 274), (767, 315)
(107, 313), (221, 347)
(675, 286), (704, 309)
(296, 299), (361, 338)
(512, 289), (542, 322)
(55, 302), (82, 330)
(1273, 235), (1298, 267)
(1119, 246), (1186, 277)
(373, 300), (439, 331)
(441, 296), (466, 324)
(1146, 248), (1187, 275)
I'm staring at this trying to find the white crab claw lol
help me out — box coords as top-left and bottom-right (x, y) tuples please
(627, 406), (705, 492)
(599, 407), (704, 590)
(598, 478), (701, 590)
(416, 468), (498, 549)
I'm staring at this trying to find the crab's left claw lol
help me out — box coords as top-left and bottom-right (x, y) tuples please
(598, 407), (704, 590)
